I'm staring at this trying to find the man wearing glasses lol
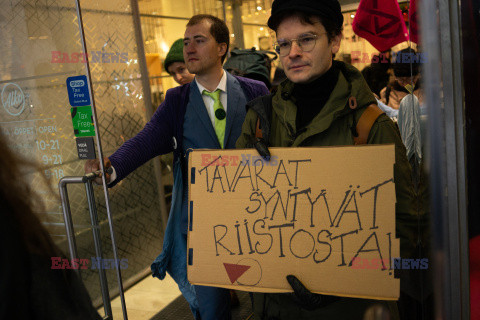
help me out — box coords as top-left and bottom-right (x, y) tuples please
(237, 0), (421, 319)
(86, 14), (268, 320)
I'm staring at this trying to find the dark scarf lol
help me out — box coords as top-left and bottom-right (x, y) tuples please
(292, 64), (339, 131)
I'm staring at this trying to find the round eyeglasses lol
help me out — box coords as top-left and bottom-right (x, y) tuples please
(274, 34), (325, 57)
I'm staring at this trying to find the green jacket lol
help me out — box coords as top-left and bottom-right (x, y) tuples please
(236, 61), (424, 320)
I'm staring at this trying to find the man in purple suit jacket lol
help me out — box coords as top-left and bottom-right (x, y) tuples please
(85, 14), (268, 320)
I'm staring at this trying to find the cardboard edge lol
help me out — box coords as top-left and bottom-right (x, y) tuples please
(187, 155), (193, 271)
(190, 282), (400, 300)
(189, 144), (396, 154)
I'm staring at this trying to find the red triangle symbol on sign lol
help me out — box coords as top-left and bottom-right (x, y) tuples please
(223, 263), (251, 284)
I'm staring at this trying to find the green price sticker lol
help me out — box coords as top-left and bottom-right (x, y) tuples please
(70, 106), (95, 137)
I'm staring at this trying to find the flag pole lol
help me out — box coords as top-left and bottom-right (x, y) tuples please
(407, 0), (414, 83)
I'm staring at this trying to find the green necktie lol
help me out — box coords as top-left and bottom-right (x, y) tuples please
(202, 89), (226, 148)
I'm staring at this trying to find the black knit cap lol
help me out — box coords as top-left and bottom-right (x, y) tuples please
(267, 0), (344, 31)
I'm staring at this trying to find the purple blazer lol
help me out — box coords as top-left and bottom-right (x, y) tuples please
(108, 75), (269, 186)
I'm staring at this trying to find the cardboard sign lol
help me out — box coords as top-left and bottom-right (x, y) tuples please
(66, 75), (91, 106)
(71, 106), (95, 137)
(187, 145), (400, 300)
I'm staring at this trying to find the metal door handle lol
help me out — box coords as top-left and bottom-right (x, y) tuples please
(59, 169), (114, 320)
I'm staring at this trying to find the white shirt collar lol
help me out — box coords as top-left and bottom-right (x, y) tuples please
(195, 70), (227, 95)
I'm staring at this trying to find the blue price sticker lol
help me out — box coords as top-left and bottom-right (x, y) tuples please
(66, 75), (91, 107)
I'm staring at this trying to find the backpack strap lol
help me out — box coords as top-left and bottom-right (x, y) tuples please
(255, 117), (263, 139)
(251, 94), (273, 144)
(238, 77), (268, 142)
(354, 104), (385, 145)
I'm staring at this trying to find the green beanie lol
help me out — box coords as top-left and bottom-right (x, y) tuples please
(164, 39), (185, 73)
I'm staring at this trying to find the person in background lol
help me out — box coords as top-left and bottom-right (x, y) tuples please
(164, 38), (195, 86)
(236, 0), (422, 318)
(380, 48), (424, 109)
(361, 50), (392, 97)
(85, 14), (269, 320)
(162, 39), (196, 190)
(0, 132), (101, 320)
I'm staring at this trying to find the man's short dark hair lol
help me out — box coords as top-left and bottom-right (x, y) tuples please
(187, 14), (230, 63)
(269, 11), (343, 43)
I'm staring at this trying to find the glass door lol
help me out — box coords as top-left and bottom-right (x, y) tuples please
(0, 1), (168, 319)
